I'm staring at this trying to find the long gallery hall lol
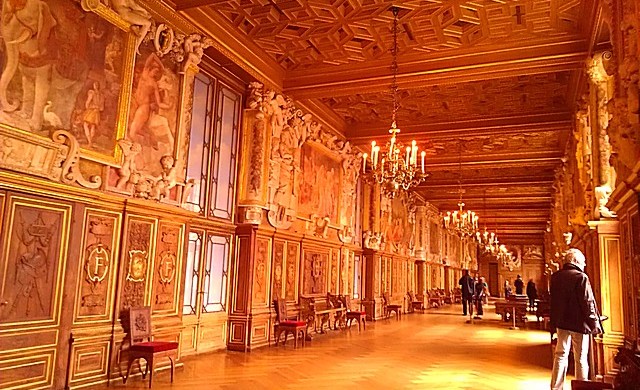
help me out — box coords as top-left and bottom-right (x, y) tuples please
(0, 0), (638, 389)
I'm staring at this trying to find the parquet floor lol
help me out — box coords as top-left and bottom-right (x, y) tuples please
(105, 304), (570, 390)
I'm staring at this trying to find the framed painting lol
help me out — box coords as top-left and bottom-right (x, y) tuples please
(0, 0), (135, 163)
(298, 141), (342, 224)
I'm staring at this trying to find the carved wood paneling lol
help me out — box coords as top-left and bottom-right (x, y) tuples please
(152, 222), (185, 315)
(208, 0), (585, 71)
(329, 249), (339, 293)
(74, 209), (122, 324)
(0, 194), (72, 390)
(271, 240), (286, 300)
(119, 216), (156, 311)
(284, 242), (299, 302)
(324, 73), (571, 125)
(252, 237), (271, 308)
(302, 248), (329, 296)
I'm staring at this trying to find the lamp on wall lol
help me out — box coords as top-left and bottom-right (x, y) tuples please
(361, 6), (429, 199)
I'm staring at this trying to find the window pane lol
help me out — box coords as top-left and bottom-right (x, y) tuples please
(209, 85), (240, 220)
(202, 234), (230, 313)
(183, 231), (202, 315)
(184, 73), (214, 214)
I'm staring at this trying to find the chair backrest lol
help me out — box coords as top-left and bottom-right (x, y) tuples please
(408, 291), (416, 301)
(129, 306), (152, 343)
(274, 297), (288, 323)
(341, 295), (352, 310)
(382, 292), (390, 305)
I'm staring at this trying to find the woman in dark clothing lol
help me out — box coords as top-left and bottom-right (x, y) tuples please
(526, 279), (538, 311)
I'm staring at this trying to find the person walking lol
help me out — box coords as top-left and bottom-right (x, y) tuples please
(474, 276), (488, 319)
(458, 270), (475, 316)
(550, 248), (603, 390)
(526, 279), (538, 311)
(504, 280), (513, 298)
(514, 274), (524, 295)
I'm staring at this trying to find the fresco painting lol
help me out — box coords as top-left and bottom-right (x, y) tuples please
(0, 0), (128, 156)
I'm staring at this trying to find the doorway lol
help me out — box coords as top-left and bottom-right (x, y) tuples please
(489, 263), (499, 297)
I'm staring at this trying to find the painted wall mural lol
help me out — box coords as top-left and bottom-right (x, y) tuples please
(127, 44), (180, 177)
(299, 142), (341, 224)
(0, 0), (130, 160)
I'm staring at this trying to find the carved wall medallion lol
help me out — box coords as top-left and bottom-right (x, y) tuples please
(157, 252), (177, 285)
(126, 250), (148, 282)
(85, 245), (110, 285)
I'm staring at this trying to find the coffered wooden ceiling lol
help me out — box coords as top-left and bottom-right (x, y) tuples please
(172, 0), (599, 243)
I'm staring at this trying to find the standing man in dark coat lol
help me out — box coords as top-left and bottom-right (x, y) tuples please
(526, 279), (538, 310)
(550, 248), (603, 390)
(514, 274), (524, 295)
(458, 270), (475, 316)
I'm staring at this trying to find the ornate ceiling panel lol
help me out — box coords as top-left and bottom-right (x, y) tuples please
(199, 0), (585, 70)
(320, 72), (571, 125)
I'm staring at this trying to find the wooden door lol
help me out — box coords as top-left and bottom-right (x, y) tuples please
(488, 263), (499, 297)
(0, 193), (73, 389)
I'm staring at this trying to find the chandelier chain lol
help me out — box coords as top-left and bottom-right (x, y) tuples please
(391, 6), (399, 125)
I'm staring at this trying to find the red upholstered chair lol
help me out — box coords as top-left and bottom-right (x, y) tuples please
(340, 295), (366, 331)
(273, 297), (307, 348)
(124, 307), (178, 388)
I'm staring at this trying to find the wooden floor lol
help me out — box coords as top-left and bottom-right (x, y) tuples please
(105, 304), (569, 389)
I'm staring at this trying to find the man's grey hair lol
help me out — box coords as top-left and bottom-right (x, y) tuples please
(565, 248), (586, 268)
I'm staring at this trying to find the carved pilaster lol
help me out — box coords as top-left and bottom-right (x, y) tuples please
(588, 220), (625, 382)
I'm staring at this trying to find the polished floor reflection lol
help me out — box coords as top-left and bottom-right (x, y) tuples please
(104, 304), (568, 390)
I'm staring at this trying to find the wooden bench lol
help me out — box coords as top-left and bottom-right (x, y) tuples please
(427, 289), (446, 308)
(299, 294), (346, 334)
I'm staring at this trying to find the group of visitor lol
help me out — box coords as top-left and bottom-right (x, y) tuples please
(503, 275), (538, 310)
(458, 270), (489, 319)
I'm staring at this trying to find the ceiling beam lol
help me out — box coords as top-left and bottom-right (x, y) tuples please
(284, 40), (588, 99)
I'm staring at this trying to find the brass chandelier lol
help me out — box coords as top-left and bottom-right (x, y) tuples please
(361, 6), (429, 199)
(442, 142), (478, 238)
(476, 191), (499, 254)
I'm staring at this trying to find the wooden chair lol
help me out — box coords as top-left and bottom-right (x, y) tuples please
(273, 297), (307, 348)
(382, 292), (402, 320)
(124, 306), (178, 388)
(407, 291), (425, 313)
(340, 295), (366, 331)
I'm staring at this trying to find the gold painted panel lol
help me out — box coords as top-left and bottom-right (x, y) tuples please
(0, 196), (71, 329)
(0, 349), (55, 390)
(0, 0), (135, 164)
(151, 222), (185, 315)
(301, 248), (328, 296)
(252, 237), (271, 308)
(284, 241), (299, 302)
(119, 215), (156, 311)
(74, 209), (122, 324)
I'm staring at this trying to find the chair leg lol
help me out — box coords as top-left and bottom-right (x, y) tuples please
(147, 357), (154, 389)
(123, 358), (135, 384)
(362, 317), (366, 330)
(169, 356), (174, 383)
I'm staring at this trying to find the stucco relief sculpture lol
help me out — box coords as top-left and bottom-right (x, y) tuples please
(247, 83), (360, 232)
(363, 230), (382, 250)
(608, 15), (640, 182)
(588, 52), (617, 218)
(108, 0), (152, 55)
